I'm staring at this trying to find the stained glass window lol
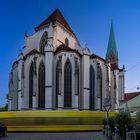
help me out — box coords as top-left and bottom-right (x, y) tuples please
(64, 59), (72, 108)
(38, 62), (45, 109)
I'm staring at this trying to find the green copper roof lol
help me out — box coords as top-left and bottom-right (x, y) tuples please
(106, 22), (118, 60)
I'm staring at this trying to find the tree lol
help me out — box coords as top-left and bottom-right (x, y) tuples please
(115, 112), (133, 140)
(102, 118), (107, 135)
(108, 117), (115, 133)
(0, 104), (8, 111)
(135, 111), (140, 132)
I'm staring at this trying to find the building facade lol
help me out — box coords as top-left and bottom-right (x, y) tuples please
(7, 9), (125, 111)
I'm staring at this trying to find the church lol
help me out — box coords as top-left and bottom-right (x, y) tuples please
(7, 9), (125, 111)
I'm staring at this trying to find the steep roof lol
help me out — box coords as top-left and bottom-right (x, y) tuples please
(90, 53), (105, 62)
(55, 44), (74, 52)
(106, 22), (118, 60)
(54, 44), (81, 56)
(35, 8), (74, 34)
(25, 49), (40, 57)
(124, 92), (140, 101)
(118, 94), (140, 110)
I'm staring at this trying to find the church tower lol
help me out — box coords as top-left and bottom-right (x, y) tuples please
(106, 22), (118, 69)
(105, 22), (125, 111)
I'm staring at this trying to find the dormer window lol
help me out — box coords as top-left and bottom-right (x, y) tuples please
(65, 38), (69, 47)
(40, 31), (48, 54)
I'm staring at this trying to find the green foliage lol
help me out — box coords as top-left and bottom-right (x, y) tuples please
(115, 112), (133, 139)
(136, 111), (140, 122)
(115, 112), (131, 127)
(135, 111), (140, 132)
(108, 117), (115, 133)
(102, 118), (107, 125)
(0, 104), (8, 111)
(108, 117), (115, 126)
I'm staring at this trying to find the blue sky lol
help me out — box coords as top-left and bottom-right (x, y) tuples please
(0, 0), (140, 106)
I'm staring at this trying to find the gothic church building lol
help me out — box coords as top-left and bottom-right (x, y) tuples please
(8, 9), (125, 111)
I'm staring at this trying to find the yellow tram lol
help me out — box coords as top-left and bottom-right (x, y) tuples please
(0, 110), (117, 132)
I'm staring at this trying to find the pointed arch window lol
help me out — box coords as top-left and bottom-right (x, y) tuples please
(97, 63), (102, 110)
(9, 71), (14, 99)
(29, 62), (34, 108)
(38, 62), (45, 109)
(10, 71), (13, 84)
(56, 57), (62, 108)
(89, 66), (95, 110)
(75, 59), (79, 95)
(21, 62), (25, 97)
(40, 31), (48, 54)
(65, 38), (69, 47)
(22, 62), (25, 79)
(64, 59), (72, 108)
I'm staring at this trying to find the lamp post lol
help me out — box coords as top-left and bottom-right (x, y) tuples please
(103, 97), (111, 137)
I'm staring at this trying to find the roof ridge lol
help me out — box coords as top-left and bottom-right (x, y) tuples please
(34, 9), (74, 35)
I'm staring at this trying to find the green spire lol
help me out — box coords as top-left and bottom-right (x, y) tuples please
(106, 22), (118, 61)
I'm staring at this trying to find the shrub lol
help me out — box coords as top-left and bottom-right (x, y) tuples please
(102, 118), (107, 126)
(135, 111), (140, 132)
(115, 112), (133, 139)
(0, 104), (8, 111)
(108, 117), (115, 133)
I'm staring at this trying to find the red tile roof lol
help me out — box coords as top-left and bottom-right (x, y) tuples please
(124, 92), (140, 101)
(35, 8), (74, 35)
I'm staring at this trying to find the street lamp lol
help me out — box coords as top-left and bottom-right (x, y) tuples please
(103, 97), (111, 137)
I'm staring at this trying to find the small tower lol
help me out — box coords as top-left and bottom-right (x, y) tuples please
(106, 22), (118, 70)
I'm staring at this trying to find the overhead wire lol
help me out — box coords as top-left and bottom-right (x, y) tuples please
(125, 60), (140, 91)
(126, 61), (140, 72)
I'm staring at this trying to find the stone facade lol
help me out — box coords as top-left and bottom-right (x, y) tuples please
(7, 9), (125, 111)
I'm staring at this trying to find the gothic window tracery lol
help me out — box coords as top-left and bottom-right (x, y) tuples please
(21, 62), (25, 97)
(21, 62), (24, 78)
(97, 63), (102, 110)
(10, 71), (13, 85)
(8, 71), (14, 99)
(64, 59), (72, 108)
(89, 65), (95, 110)
(38, 62), (45, 109)
(56, 57), (62, 108)
(75, 59), (79, 95)
(33, 57), (37, 76)
(40, 31), (48, 54)
(29, 62), (34, 108)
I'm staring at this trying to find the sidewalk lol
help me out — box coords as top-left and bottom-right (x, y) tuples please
(3, 132), (109, 140)
(98, 133), (108, 140)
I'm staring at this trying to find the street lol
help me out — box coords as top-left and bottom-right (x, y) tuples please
(1, 132), (107, 140)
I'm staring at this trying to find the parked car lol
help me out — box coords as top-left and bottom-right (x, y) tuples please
(0, 122), (7, 136)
